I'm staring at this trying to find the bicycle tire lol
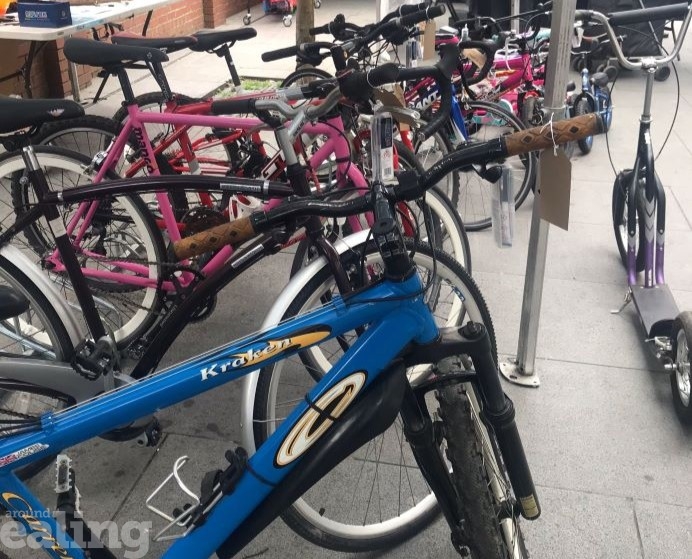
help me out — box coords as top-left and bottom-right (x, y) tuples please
(413, 118), (460, 207)
(574, 97), (594, 154)
(611, 169), (646, 272)
(437, 383), (528, 558)
(288, 141), (471, 275)
(280, 67), (333, 88)
(33, 115), (136, 177)
(456, 99), (537, 231)
(2, 146), (166, 349)
(254, 240), (495, 552)
(0, 255), (74, 479)
(31, 114), (194, 219)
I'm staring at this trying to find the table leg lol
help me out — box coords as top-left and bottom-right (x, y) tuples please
(143, 10), (153, 35)
(22, 42), (38, 98)
(67, 61), (81, 103)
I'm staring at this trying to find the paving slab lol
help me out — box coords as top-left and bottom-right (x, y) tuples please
(4, 2), (692, 559)
(521, 486), (643, 559)
(635, 500), (692, 559)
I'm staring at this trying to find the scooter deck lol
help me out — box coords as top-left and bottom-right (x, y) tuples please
(630, 284), (678, 338)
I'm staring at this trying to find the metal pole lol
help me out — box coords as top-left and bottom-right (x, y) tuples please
(499, 0), (577, 387)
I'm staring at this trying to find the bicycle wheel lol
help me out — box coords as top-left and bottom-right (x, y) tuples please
(0, 255), (74, 479)
(611, 169), (646, 272)
(437, 382), (528, 558)
(280, 67), (333, 89)
(413, 119), (460, 207)
(456, 100), (537, 231)
(1, 147), (165, 349)
(33, 115), (137, 177)
(254, 240), (495, 552)
(574, 97), (594, 154)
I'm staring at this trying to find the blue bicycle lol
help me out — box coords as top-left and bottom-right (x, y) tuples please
(0, 34), (600, 558)
(570, 44), (615, 154)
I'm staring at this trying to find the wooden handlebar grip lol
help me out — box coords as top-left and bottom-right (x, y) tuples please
(173, 217), (256, 260)
(504, 113), (603, 157)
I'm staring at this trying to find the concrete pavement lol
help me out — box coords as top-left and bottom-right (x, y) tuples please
(4, 1), (692, 558)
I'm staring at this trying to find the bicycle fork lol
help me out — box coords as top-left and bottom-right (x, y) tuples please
(400, 323), (540, 551)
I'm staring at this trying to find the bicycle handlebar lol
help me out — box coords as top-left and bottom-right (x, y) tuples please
(575, 2), (692, 69)
(409, 42), (457, 140)
(172, 113), (604, 260)
(608, 2), (690, 26)
(458, 39), (498, 85)
(261, 41), (333, 63)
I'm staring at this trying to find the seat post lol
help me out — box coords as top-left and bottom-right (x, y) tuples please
(115, 67), (137, 105)
(219, 45), (242, 88)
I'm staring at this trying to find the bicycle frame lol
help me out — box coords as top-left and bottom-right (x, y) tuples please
(42, 103), (369, 292)
(0, 271), (438, 559)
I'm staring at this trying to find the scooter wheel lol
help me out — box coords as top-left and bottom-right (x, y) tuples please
(243, 14), (252, 25)
(655, 65), (671, 82)
(670, 311), (692, 424)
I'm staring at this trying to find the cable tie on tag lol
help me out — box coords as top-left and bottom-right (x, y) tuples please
(540, 112), (558, 156)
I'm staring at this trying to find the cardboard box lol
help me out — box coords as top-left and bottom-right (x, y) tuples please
(18, 1), (71, 28)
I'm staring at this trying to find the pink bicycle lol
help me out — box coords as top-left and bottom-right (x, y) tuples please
(8, 37), (468, 349)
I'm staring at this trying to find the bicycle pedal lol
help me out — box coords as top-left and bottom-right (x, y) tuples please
(146, 456), (200, 542)
(54, 454), (82, 516)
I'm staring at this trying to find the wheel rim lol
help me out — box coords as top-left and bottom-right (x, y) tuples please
(261, 250), (489, 540)
(457, 104), (533, 230)
(0, 152), (160, 346)
(676, 328), (691, 407)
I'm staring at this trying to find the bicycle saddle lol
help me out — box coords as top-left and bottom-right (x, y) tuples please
(63, 38), (169, 68)
(111, 32), (198, 54)
(591, 72), (609, 87)
(0, 96), (84, 134)
(191, 28), (257, 51)
(0, 285), (29, 321)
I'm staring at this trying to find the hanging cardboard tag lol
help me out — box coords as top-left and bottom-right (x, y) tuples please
(422, 21), (436, 61)
(373, 85), (406, 109)
(537, 148), (572, 230)
(572, 26), (584, 48)
(462, 48), (487, 71)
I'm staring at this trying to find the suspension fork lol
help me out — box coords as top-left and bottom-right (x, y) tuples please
(399, 381), (463, 534)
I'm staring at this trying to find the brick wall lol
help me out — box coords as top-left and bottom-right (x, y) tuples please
(0, 0), (257, 99)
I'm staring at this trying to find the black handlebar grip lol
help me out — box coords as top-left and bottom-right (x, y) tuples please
(367, 63), (401, 87)
(211, 97), (256, 115)
(608, 2), (689, 26)
(398, 4), (446, 27)
(399, 3), (428, 16)
(309, 23), (330, 35)
(338, 63), (400, 103)
(261, 44), (299, 62)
